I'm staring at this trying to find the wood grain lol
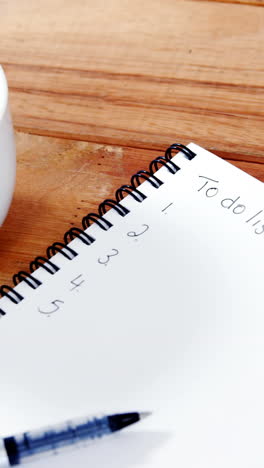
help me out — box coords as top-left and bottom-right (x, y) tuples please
(0, 0), (263, 288)
(0, 132), (263, 286)
(1, 0), (264, 160)
(195, 0), (264, 6)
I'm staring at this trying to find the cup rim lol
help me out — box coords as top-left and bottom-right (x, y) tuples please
(0, 65), (8, 122)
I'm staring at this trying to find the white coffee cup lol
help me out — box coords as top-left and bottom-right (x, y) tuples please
(0, 65), (16, 225)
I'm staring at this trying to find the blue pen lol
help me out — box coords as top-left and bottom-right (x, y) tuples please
(0, 412), (150, 466)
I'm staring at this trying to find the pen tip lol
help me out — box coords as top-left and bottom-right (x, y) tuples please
(139, 411), (152, 420)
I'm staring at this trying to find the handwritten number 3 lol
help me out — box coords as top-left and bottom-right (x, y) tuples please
(98, 249), (119, 266)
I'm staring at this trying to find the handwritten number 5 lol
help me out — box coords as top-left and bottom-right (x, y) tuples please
(38, 299), (64, 316)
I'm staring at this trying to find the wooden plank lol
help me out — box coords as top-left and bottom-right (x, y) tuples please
(1, 0), (264, 161)
(0, 132), (263, 286)
(196, 0), (264, 6)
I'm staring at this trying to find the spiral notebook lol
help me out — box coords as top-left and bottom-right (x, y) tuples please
(0, 143), (263, 468)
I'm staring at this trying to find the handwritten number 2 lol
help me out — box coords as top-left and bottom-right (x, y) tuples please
(98, 249), (119, 266)
(127, 224), (149, 238)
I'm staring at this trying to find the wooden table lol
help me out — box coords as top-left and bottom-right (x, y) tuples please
(0, 0), (263, 286)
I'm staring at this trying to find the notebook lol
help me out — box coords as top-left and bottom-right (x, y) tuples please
(0, 143), (263, 468)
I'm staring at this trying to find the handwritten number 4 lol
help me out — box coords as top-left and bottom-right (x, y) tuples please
(38, 226), (150, 316)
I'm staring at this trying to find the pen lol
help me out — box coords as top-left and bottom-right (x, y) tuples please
(0, 411), (150, 466)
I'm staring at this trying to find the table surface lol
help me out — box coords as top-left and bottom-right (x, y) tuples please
(0, 0), (264, 286)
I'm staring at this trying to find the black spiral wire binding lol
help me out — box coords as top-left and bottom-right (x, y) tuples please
(29, 257), (60, 275)
(0, 143), (196, 309)
(115, 185), (147, 203)
(0, 285), (23, 304)
(165, 143), (196, 161)
(82, 212), (113, 231)
(64, 227), (95, 245)
(98, 199), (130, 217)
(131, 170), (163, 189)
(13, 271), (42, 289)
(149, 156), (180, 175)
(46, 242), (78, 261)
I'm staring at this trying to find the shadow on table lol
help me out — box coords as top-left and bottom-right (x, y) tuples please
(33, 430), (172, 468)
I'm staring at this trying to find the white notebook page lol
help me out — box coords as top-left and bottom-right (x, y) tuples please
(0, 144), (263, 467)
